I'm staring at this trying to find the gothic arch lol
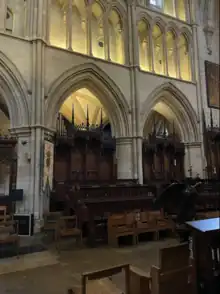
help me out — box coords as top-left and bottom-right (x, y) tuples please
(45, 63), (131, 138)
(140, 82), (199, 142)
(0, 52), (29, 128)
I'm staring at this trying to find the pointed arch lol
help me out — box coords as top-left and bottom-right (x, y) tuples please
(45, 63), (131, 138)
(140, 82), (199, 142)
(0, 52), (29, 128)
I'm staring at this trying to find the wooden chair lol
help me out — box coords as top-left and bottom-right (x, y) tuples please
(149, 210), (174, 240)
(0, 206), (8, 222)
(56, 215), (82, 252)
(81, 264), (129, 294)
(43, 211), (62, 241)
(129, 266), (151, 294)
(108, 213), (136, 247)
(0, 220), (19, 258)
(135, 211), (158, 243)
(150, 243), (193, 294)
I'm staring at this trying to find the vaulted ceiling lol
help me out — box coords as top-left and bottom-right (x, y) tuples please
(60, 88), (108, 126)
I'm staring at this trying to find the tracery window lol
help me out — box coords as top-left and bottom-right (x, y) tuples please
(49, 0), (126, 64)
(91, 1), (105, 59)
(72, 1), (87, 54)
(138, 20), (151, 71)
(109, 10), (124, 64)
(148, 0), (187, 21)
(152, 25), (165, 75)
(166, 30), (177, 78)
(49, 0), (67, 49)
(138, 20), (192, 81)
(3, 0), (26, 36)
(5, 7), (13, 34)
(179, 34), (191, 81)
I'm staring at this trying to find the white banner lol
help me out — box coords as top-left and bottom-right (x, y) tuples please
(43, 141), (54, 191)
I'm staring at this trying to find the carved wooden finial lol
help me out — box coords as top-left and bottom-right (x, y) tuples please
(86, 105), (89, 128)
(72, 104), (75, 126)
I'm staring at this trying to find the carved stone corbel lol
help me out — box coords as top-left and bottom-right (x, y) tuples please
(203, 25), (215, 55)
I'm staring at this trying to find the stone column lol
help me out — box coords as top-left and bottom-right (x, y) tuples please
(0, 0), (6, 31)
(116, 137), (133, 180)
(10, 128), (32, 214)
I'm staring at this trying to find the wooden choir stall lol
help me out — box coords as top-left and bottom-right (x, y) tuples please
(0, 134), (17, 213)
(142, 131), (185, 184)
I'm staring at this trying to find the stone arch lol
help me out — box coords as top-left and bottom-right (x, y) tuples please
(0, 51), (29, 128)
(45, 63), (131, 138)
(141, 82), (199, 142)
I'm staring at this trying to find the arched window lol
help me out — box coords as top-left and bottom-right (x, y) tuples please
(91, 1), (105, 60)
(176, 0), (186, 21)
(164, 0), (175, 17)
(152, 24), (165, 75)
(179, 34), (191, 81)
(49, 0), (67, 49)
(109, 10), (124, 64)
(166, 30), (177, 78)
(72, 2), (86, 54)
(138, 20), (151, 71)
(5, 7), (13, 34)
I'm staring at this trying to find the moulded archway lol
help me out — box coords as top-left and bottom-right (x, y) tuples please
(141, 82), (199, 143)
(45, 63), (131, 138)
(0, 52), (29, 128)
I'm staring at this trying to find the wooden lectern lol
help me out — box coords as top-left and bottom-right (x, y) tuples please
(186, 218), (220, 294)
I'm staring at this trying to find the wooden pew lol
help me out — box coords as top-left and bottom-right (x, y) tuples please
(150, 243), (193, 294)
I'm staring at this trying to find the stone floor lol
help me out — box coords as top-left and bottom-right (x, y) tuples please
(0, 238), (178, 294)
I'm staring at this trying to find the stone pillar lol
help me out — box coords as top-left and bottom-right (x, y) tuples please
(136, 137), (143, 184)
(10, 128), (32, 214)
(185, 143), (203, 178)
(116, 137), (133, 180)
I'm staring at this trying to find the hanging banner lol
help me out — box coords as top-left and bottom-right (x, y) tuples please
(205, 60), (220, 109)
(43, 140), (54, 191)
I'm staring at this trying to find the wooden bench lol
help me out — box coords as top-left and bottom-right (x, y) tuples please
(108, 213), (136, 247)
(0, 220), (19, 257)
(135, 210), (174, 243)
(196, 210), (220, 220)
(150, 243), (194, 294)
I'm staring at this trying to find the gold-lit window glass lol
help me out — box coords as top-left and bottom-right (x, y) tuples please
(166, 31), (177, 78)
(164, 0), (175, 17)
(109, 10), (124, 64)
(179, 34), (191, 81)
(49, 0), (67, 49)
(177, 0), (186, 21)
(91, 1), (105, 60)
(72, 2), (87, 54)
(138, 20), (151, 71)
(153, 24), (165, 75)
